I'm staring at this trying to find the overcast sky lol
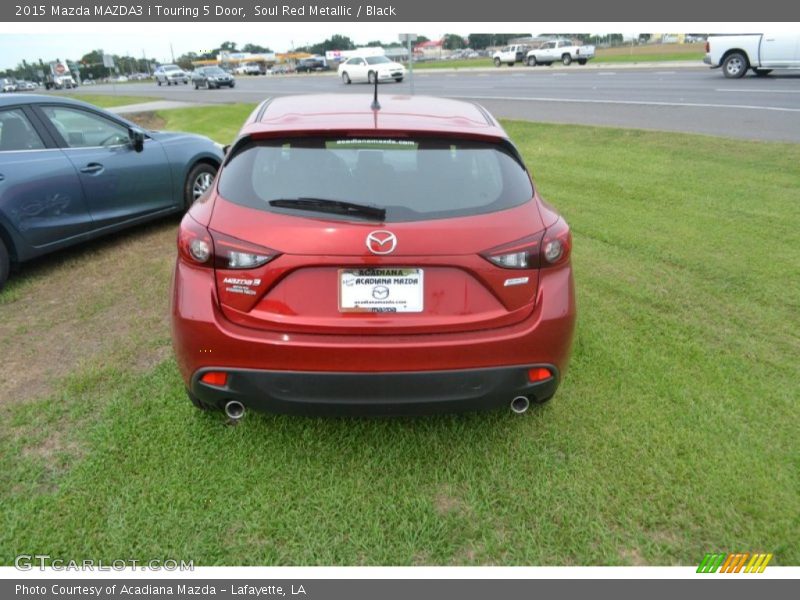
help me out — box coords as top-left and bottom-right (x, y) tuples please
(0, 22), (782, 70)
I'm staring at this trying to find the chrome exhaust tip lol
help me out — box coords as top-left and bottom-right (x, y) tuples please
(511, 396), (530, 414)
(224, 400), (245, 421)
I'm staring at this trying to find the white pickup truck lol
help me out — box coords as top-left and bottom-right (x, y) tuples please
(704, 33), (800, 78)
(235, 62), (262, 75)
(492, 44), (530, 67)
(526, 39), (596, 66)
(44, 61), (77, 90)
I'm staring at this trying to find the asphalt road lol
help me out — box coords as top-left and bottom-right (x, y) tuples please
(76, 66), (800, 142)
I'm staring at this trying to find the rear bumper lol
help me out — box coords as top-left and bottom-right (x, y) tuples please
(171, 261), (576, 415)
(191, 365), (559, 416)
(379, 71), (404, 80)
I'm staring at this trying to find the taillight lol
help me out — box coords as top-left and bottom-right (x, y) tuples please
(177, 214), (280, 269)
(481, 219), (571, 270)
(210, 230), (278, 270)
(705, 41), (710, 53)
(541, 218), (572, 268)
(481, 233), (543, 269)
(178, 214), (213, 265)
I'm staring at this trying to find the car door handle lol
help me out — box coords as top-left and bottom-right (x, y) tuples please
(80, 163), (104, 175)
(0, 174), (5, 182)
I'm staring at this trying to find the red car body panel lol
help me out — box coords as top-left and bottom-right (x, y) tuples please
(207, 197), (546, 335)
(239, 94), (508, 139)
(170, 94), (576, 415)
(171, 261), (574, 375)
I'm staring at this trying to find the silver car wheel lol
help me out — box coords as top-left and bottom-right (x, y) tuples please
(192, 172), (214, 199)
(725, 56), (744, 76)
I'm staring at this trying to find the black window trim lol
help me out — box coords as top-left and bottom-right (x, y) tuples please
(0, 104), (58, 151)
(224, 132), (530, 175)
(28, 102), (148, 150)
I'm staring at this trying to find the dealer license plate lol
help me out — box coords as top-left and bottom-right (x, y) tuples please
(339, 268), (423, 313)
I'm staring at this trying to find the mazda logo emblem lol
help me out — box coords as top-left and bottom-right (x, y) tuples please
(372, 285), (390, 300)
(366, 230), (397, 255)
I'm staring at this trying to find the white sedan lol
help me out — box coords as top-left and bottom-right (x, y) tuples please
(338, 56), (405, 84)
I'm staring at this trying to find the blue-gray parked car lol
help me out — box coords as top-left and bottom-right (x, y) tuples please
(0, 95), (224, 289)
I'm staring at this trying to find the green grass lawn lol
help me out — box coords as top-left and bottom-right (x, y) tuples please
(412, 58), (495, 69)
(0, 110), (798, 566)
(55, 93), (160, 108)
(157, 104), (256, 144)
(410, 50), (702, 70)
(594, 52), (704, 63)
(406, 44), (705, 71)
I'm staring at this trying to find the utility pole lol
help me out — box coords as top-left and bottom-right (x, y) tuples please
(399, 33), (417, 94)
(170, 42), (175, 63)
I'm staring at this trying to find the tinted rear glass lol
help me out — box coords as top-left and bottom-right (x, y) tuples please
(218, 137), (533, 222)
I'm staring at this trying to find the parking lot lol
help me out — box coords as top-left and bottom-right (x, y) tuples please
(55, 65), (800, 142)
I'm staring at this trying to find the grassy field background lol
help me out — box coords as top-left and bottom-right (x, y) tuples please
(54, 93), (160, 108)
(0, 104), (797, 566)
(412, 43), (704, 69)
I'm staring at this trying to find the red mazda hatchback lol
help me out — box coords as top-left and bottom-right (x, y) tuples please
(171, 94), (575, 418)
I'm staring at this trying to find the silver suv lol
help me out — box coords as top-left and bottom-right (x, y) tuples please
(154, 65), (189, 86)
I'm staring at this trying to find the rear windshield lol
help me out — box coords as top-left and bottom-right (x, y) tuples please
(218, 136), (533, 222)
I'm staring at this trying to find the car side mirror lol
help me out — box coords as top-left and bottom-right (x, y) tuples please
(128, 127), (145, 153)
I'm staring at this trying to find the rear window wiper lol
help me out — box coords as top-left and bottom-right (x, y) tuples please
(269, 198), (386, 221)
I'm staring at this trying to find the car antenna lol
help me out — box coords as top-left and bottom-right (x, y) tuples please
(371, 74), (380, 110)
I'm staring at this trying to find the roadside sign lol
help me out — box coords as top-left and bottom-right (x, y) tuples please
(102, 54), (115, 68)
(399, 34), (417, 95)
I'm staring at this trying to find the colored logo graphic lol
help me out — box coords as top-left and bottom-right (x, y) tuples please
(697, 553), (773, 573)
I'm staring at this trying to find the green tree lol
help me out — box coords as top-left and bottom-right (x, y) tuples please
(242, 43), (272, 53)
(18, 59), (36, 80)
(78, 49), (107, 80)
(467, 34), (492, 49)
(467, 33), (530, 48)
(443, 34), (466, 50)
(175, 52), (199, 70)
(308, 34), (356, 55)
